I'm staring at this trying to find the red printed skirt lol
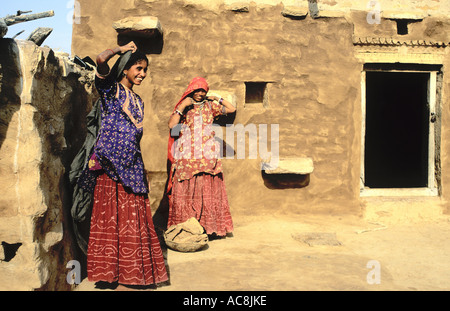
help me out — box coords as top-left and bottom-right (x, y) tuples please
(87, 173), (168, 286)
(168, 173), (233, 236)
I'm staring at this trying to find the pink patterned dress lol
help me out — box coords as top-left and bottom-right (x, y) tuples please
(168, 97), (234, 236)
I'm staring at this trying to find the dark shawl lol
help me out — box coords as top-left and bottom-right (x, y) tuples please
(69, 51), (132, 254)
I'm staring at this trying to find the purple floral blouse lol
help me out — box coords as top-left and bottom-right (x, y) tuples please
(78, 75), (148, 194)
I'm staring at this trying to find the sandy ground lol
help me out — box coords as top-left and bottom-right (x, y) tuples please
(75, 210), (450, 292)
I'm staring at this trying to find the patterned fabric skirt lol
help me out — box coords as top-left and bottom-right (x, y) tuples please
(168, 173), (233, 236)
(87, 173), (168, 286)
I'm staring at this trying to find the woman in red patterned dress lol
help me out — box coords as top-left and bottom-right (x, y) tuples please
(167, 77), (236, 237)
(79, 42), (168, 288)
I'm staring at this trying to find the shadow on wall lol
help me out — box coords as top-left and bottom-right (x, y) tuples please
(0, 242), (22, 262)
(0, 39), (21, 151)
(60, 72), (97, 285)
(117, 33), (164, 55)
(262, 172), (311, 189)
(0, 39), (22, 265)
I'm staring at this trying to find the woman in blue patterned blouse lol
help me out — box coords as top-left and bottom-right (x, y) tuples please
(81, 42), (168, 288)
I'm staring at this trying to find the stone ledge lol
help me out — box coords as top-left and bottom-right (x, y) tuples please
(317, 10), (346, 18)
(262, 157), (314, 175)
(282, 7), (347, 19)
(112, 16), (163, 38)
(382, 11), (429, 20)
(227, 2), (250, 12)
(281, 6), (309, 19)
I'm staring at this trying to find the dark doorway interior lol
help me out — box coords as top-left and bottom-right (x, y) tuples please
(365, 71), (430, 188)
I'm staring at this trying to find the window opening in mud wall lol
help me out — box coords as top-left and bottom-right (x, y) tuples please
(361, 64), (441, 195)
(396, 20), (409, 35)
(245, 82), (268, 107)
(392, 19), (422, 36)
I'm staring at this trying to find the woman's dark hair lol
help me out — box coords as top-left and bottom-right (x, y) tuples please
(123, 50), (148, 71)
(111, 50), (149, 81)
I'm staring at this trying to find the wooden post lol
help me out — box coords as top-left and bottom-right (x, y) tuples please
(12, 30), (25, 39)
(27, 27), (53, 46)
(0, 19), (7, 38)
(0, 10), (55, 39)
(3, 11), (55, 26)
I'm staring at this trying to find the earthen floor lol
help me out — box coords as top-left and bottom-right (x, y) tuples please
(76, 212), (450, 291)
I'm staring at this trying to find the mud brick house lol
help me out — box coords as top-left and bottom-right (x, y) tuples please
(1, 0), (449, 290)
(72, 0), (450, 218)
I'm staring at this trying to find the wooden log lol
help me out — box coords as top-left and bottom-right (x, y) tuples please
(27, 27), (53, 46)
(16, 10), (32, 16)
(0, 10), (55, 39)
(12, 30), (25, 39)
(0, 19), (7, 38)
(3, 11), (54, 26)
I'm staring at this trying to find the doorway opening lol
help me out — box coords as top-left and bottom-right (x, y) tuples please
(361, 64), (441, 196)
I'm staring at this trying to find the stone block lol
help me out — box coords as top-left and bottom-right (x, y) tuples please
(281, 6), (309, 19)
(317, 10), (346, 18)
(382, 11), (429, 20)
(0, 217), (24, 243)
(227, 2), (250, 12)
(42, 223), (64, 252)
(262, 157), (314, 175)
(112, 16), (163, 38)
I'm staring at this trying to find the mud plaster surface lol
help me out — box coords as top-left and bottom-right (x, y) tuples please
(76, 213), (450, 291)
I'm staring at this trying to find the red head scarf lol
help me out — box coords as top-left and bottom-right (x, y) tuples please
(174, 77), (210, 112)
(166, 77), (209, 193)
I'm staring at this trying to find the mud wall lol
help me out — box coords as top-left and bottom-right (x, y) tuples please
(71, 0), (450, 222)
(0, 39), (95, 290)
(1, 0), (448, 291)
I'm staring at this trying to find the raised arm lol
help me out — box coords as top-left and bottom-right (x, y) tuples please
(96, 41), (138, 76)
(168, 97), (193, 129)
(208, 96), (236, 114)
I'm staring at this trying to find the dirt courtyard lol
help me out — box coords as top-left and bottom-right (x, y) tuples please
(75, 207), (450, 292)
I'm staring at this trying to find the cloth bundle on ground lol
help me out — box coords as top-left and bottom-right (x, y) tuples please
(164, 217), (209, 252)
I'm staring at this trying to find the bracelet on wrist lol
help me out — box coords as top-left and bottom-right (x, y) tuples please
(219, 98), (224, 104)
(174, 109), (183, 116)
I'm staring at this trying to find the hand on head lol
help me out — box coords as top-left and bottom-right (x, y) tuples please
(120, 41), (138, 54)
